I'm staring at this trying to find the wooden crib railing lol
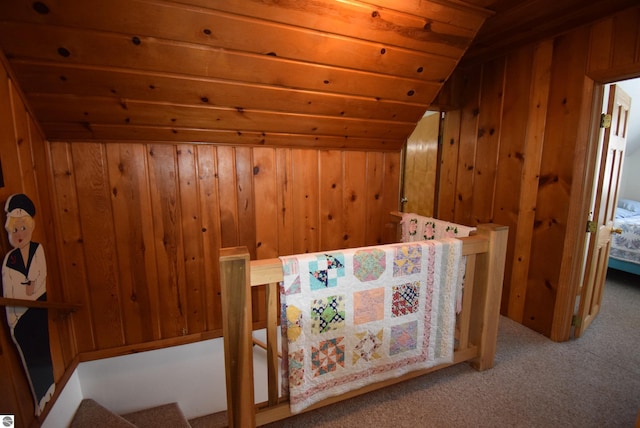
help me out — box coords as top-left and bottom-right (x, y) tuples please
(219, 223), (508, 428)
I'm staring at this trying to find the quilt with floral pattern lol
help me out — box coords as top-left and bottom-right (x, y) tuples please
(279, 239), (463, 414)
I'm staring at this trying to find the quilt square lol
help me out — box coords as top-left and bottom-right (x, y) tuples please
(392, 282), (420, 317)
(423, 221), (436, 240)
(311, 295), (345, 334)
(353, 288), (385, 325)
(389, 320), (418, 355)
(288, 349), (305, 387)
(282, 258), (302, 294)
(353, 329), (383, 365)
(312, 337), (345, 377)
(393, 244), (422, 277)
(353, 248), (386, 281)
(284, 305), (303, 342)
(309, 253), (345, 290)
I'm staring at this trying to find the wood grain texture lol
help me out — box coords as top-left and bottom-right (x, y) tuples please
(0, 0), (492, 150)
(196, 145), (222, 331)
(147, 144), (188, 338)
(319, 150), (343, 251)
(435, 8), (640, 338)
(107, 143), (161, 343)
(471, 58), (504, 225)
(436, 109), (461, 221)
(43, 143), (404, 357)
(403, 112), (439, 216)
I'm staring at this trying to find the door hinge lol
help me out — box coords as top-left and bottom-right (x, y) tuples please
(586, 220), (597, 233)
(600, 113), (611, 128)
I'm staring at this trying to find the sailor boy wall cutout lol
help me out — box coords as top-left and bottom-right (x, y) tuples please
(2, 193), (54, 416)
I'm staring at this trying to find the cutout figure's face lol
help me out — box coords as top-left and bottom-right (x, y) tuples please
(7, 216), (34, 250)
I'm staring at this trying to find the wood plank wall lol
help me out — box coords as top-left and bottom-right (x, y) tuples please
(49, 142), (401, 353)
(434, 6), (640, 339)
(0, 58), (73, 427)
(0, 56), (401, 424)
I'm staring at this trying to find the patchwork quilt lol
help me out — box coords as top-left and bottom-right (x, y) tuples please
(279, 239), (463, 414)
(400, 213), (476, 242)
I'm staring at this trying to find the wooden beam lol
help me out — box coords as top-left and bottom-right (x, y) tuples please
(468, 224), (508, 370)
(219, 247), (256, 428)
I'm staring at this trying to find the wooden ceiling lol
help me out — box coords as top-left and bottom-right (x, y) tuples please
(0, 0), (637, 151)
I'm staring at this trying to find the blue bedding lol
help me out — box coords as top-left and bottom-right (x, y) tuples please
(609, 199), (640, 274)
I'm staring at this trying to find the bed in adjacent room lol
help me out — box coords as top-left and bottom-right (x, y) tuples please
(609, 198), (640, 275)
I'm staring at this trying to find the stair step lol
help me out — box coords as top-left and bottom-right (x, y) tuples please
(121, 402), (191, 428)
(188, 410), (228, 428)
(69, 399), (136, 428)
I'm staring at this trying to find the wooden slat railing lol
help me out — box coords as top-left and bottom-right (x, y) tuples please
(220, 223), (508, 428)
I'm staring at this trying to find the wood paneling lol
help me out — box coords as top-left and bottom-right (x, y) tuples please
(45, 142), (401, 351)
(435, 6), (640, 338)
(0, 3), (637, 423)
(0, 0), (493, 150)
(0, 58), (73, 428)
(403, 112), (439, 216)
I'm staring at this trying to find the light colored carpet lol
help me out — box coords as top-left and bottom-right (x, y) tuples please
(75, 269), (640, 428)
(122, 402), (191, 427)
(254, 268), (640, 428)
(69, 399), (135, 428)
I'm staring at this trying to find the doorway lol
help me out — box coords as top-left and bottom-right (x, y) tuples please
(573, 76), (639, 338)
(400, 111), (442, 216)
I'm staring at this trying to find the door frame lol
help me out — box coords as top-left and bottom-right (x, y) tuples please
(553, 67), (640, 342)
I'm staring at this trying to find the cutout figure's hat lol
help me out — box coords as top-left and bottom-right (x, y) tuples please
(5, 193), (35, 218)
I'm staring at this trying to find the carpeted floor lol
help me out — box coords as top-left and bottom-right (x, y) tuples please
(243, 268), (640, 428)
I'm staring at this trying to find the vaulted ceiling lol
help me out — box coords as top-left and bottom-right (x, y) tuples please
(0, 0), (637, 151)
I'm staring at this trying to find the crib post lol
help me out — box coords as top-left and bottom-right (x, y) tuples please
(220, 247), (256, 428)
(469, 224), (508, 371)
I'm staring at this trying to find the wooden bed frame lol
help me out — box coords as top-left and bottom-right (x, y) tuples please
(219, 222), (508, 428)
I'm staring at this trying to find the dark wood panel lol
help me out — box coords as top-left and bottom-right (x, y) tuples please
(523, 28), (591, 335)
(435, 8), (640, 339)
(436, 109), (461, 221)
(491, 48), (532, 316)
(453, 69), (481, 226)
(471, 58), (504, 224)
(464, 0), (640, 64)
